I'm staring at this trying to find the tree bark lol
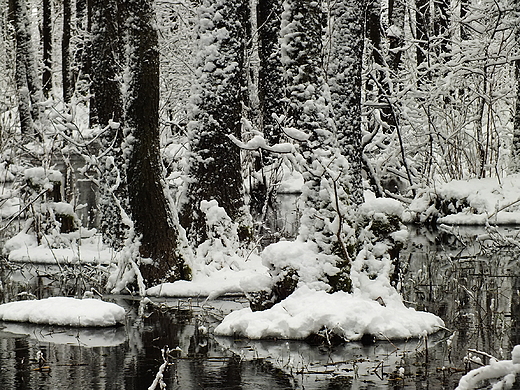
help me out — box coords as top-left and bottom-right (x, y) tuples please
(12, 0), (41, 138)
(181, 0), (250, 246)
(62, 0), (72, 103)
(257, 0), (285, 147)
(510, 6), (520, 173)
(123, 0), (189, 284)
(42, 0), (52, 97)
(328, 0), (365, 205)
(89, 0), (123, 127)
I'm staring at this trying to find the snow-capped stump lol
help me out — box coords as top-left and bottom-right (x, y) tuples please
(0, 297), (126, 327)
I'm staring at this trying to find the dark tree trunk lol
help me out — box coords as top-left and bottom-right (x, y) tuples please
(181, 0), (250, 246)
(366, 0), (396, 131)
(62, 0), (72, 103)
(42, 0), (52, 97)
(257, 0), (284, 147)
(415, 0), (430, 72)
(388, 0), (405, 72)
(89, 0), (123, 126)
(433, 0), (449, 62)
(90, 0), (126, 248)
(123, 0), (188, 284)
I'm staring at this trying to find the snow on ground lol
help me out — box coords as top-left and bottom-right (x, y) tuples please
(0, 297), (125, 327)
(147, 268), (271, 299)
(4, 229), (114, 264)
(456, 345), (520, 390)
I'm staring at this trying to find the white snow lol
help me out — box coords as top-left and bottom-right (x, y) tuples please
(147, 268), (271, 299)
(5, 229), (114, 264)
(404, 175), (520, 225)
(456, 345), (520, 390)
(0, 297), (126, 327)
(214, 285), (444, 340)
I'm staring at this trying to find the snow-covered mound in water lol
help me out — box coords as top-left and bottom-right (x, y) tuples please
(214, 286), (444, 340)
(0, 297), (126, 327)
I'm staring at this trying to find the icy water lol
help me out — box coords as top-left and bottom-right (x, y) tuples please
(0, 226), (519, 389)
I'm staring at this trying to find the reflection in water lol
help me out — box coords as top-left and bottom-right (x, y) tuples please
(0, 226), (519, 389)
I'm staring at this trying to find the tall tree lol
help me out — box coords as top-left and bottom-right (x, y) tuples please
(327, 0), (365, 205)
(62, 0), (73, 103)
(257, 0), (284, 147)
(123, 0), (189, 284)
(11, 0), (42, 138)
(281, 0), (355, 292)
(511, 4), (520, 173)
(42, 0), (52, 97)
(90, 0), (126, 248)
(415, 0), (430, 73)
(89, 0), (122, 127)
(388, 0), (405, 72)
(181, 0), (251, 246)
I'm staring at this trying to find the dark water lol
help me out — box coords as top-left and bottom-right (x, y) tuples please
(1, 226), (519, 389)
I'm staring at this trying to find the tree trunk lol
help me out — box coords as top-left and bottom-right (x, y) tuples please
(62, 0), (72, 103)
(90, 0), (126, 248)
(89, 0), (122, 127)
(510, 7), (520, 173)
(257, 0), (284, 147)
(415, 0), (430, 74)
(181, 0), (250, 246)
(328, 0), (365, 205)
(123, 0), (189, 284)
(12, 0), (41, 138)
(388, 0), (405, 72)
(42, 0), (52, 97)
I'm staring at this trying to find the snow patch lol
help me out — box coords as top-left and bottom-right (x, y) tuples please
(0, 297), (126, 327)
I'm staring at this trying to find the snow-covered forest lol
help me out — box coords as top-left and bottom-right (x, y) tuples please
(1, 0), (520, 387)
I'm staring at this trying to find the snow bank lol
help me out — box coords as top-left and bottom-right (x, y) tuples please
(214, 285), (444, 340)
(0, 297), (126, 327)
(456, 345), (520, 390)
(147, 268), (271, 299)
(5, 230), (114, 264)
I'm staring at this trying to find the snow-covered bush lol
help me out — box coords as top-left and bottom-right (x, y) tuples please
(456, 345), (520, 390)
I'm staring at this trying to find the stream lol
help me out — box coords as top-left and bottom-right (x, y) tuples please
(0, 225), (519, 389)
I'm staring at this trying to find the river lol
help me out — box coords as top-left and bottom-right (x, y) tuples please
(0, 225), (519, 389)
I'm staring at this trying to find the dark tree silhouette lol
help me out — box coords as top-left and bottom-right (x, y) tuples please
(123, 0), (189, 284)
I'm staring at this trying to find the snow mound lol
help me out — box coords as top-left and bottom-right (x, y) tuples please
(214, 286), (444, 340)
(0, 297), (126, 327)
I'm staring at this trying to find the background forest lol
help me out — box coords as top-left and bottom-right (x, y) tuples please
(0, 0), (519, 293)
